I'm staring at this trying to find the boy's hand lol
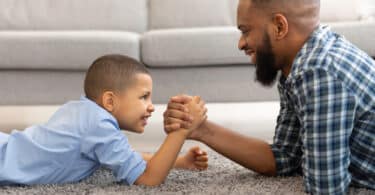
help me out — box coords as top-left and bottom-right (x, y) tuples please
(185, 96), (207, 131)
(163, 95), (207, 136)
(163, 95), (208, 139)
(179, 146), (208, 170)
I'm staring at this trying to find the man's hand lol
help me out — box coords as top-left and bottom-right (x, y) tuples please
(176, 146), (208, 170)
(163, 95), (207, 138)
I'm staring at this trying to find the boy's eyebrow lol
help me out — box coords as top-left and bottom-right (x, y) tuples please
(143, 91), (151, 95)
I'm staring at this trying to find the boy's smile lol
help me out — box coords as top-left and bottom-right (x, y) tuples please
(111, 73), (155, 133)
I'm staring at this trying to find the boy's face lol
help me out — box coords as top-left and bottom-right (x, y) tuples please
(112, 73), (154, 133)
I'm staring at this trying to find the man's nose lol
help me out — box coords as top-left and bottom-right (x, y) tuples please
(238, 35), (247, 50)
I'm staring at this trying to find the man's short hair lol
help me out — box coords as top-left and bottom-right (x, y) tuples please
(251, 0), (320, 9)
(84, 54), (149, 101)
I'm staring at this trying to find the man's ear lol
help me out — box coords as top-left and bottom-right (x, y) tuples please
(101, 91), (116, 112)
(272, 13), (288, 40)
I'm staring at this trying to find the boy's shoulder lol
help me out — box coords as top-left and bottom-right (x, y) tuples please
(50, 96), (117, 128)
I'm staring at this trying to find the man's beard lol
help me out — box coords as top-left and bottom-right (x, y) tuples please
(254, 32), (279, 86)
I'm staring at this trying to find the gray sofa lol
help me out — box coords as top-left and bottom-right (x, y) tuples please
(0, 0), (374, 105)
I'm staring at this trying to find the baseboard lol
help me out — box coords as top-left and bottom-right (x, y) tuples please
(0, 102), (279, 149)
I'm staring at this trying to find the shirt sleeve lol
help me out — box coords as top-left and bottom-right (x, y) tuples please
(81, 117), (146, 185)
(271, 82), (303, 176)
(293, 68), (355, 194)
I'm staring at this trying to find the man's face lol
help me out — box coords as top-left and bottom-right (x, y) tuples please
(112, 73), (155, 133)
(237, 0), (279, 86)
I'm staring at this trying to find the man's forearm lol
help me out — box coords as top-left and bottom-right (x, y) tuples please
(196, 120), (277, 176)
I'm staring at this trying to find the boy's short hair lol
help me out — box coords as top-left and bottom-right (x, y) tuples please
(84, 54), (150, 101)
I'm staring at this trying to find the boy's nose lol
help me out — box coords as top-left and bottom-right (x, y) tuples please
(148, 104), (155, 113)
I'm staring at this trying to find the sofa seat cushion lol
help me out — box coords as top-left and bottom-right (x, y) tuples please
(141, 27), (250, 67)
(0, 31), (140, 70)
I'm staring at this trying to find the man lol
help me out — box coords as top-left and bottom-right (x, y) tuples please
(163, 0), (375, 194)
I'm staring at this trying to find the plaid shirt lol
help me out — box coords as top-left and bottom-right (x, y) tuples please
(271, 25), (375, 194)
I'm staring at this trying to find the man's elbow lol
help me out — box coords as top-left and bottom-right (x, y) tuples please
(257, 162), (277, 176)
(259, 168), (277, 176)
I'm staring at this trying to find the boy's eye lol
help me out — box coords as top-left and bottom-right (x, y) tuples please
(242, 30), (250, 36)
(141, 95), (148, 100)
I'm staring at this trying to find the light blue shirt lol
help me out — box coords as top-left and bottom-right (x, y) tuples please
(0, 96), (146, 185)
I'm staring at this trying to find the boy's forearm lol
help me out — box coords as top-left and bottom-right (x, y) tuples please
(142, 153), (185, 169)
(135, 130), (188, 186)
(174, 156), (186, 169)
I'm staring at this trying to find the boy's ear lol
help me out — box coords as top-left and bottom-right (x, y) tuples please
(101, 91), (116, 112)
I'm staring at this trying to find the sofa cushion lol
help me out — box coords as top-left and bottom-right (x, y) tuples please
(149, 0), (233, 29)
(320, 0), (361, 22)
(329, 21), (375, 57)
(0, 31), (140, 70)
(228, 0), (240, 25)
(0, 0), (147, 33)
(141, 27), (250, 67)
(229, 0), (362, 23)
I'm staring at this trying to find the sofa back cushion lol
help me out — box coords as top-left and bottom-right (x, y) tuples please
(320, 0), (361, 22)
(149, 0), (234, 29)
(0, 0), (148, 33)
(150, 0), (361, 30)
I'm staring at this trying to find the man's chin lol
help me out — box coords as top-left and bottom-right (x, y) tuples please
(255, 68), (279, 86)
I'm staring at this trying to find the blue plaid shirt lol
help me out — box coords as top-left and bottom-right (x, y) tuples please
(271, 25), (375, 194)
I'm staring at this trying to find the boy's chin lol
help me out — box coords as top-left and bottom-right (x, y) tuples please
(129, 127), (145, 134)
(120, 125), (144, 134)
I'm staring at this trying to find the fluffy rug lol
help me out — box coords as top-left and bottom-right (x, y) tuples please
(0, 151), (373, 195)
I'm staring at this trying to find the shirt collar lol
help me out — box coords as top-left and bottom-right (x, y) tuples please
(80, 95), (121, 129)
(282, 25), (332, 84)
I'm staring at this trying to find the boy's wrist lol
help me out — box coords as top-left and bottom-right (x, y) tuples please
(169, 128), (190, 138)
(174, 156), (187, 169)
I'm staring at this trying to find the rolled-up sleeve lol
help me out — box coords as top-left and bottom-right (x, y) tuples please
(292, 69), (355, 194)
(271, 82), (303, 176)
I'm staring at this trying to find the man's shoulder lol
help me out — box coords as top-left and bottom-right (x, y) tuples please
(291, 31), (373, 82)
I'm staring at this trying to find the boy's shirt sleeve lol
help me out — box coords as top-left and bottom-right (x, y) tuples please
(81, 117), (146, 185)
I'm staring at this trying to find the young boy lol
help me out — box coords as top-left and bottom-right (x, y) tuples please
(0, 54), (208, 186)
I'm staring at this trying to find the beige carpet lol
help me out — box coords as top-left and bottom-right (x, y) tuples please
(0, 150), (373, 195)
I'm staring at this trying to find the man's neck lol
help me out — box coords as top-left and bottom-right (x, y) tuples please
(280, 25), (318, 78)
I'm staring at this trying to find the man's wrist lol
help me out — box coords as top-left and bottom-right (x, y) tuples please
(190, 120), (211, 142)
